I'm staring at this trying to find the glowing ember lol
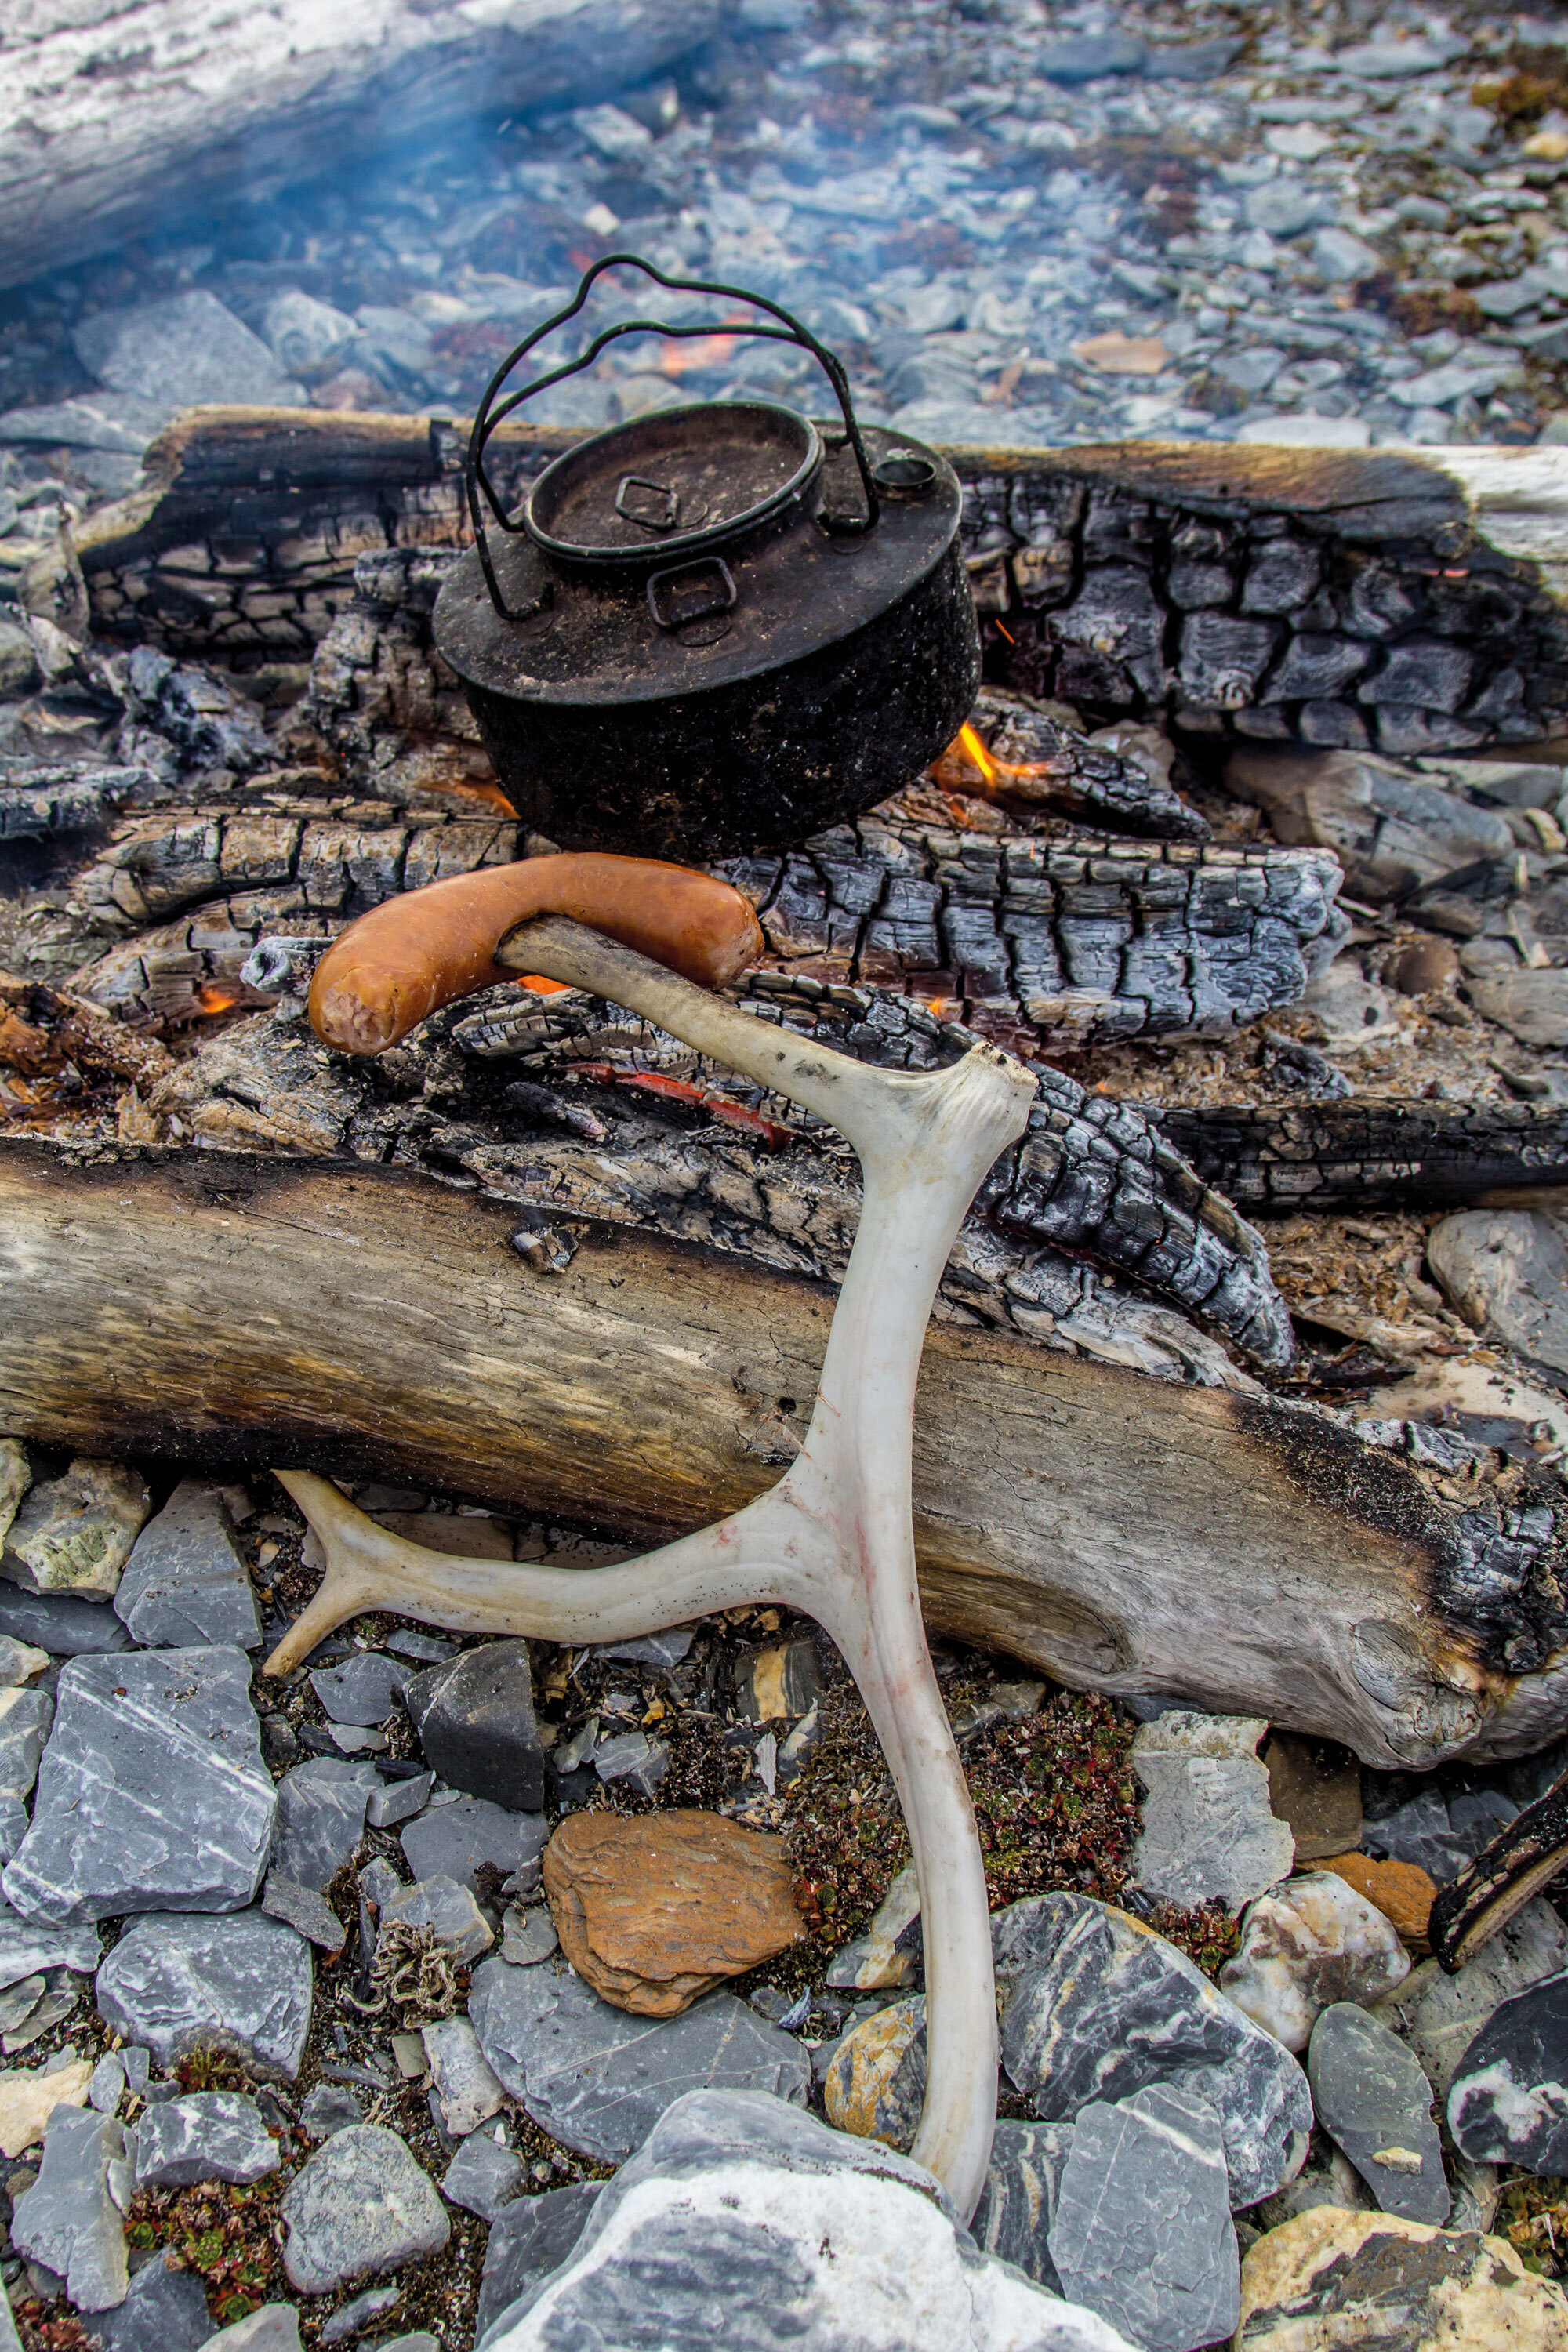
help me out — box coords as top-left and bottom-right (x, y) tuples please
(658, 332), (739, 376)
(195, 985), (241, 1016)
(514, 974), (572, 995)
(931, 720), (1073, 808)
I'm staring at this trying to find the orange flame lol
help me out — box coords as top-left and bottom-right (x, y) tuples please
(196, 985), (241, 1016)
(658, 333), (739, 376)
(931, 720), (1061, 805)
(514, 975), (572, 996)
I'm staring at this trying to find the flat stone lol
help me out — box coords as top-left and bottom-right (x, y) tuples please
(261, 1873), (346, 1952)
(0, 1689), (50, 1806)
(202, 2306), (300, 2352)
(376, 2339), (435, 2352)
(1363, 1788), (1473, 1883)
(379, 1875), (492, 1963)
(593, 1629), (694, 1669)
(1220, 1871), (1410, 2052)
(3, 1646), (274, 1922)
(0, 1975), (45, 2034)
(0, 1461), (150, 1601)
(270, 1759), (380, 1890)
(1447, 1969), (1568, 2174)
(1131, 1711), (1294, 1911)
(383, 1630), (456, 1663)
(826, 1864), (920, 1993)
(1263, 1733), (1363, 1862)
(500, 1904), (557, 1965)
(1308, 2002), (1449, 2223)
(1236, 2207), (1568, 2349)
(299, 2084), (363, 2140)
(1428, 1210), (1568, 1379)
(358, 1857), (403, 1911)
(822, 1997), (926, 2151)
(280, 2123), (449, 2294)
(469, 1958), (810, 2166)
(993, 1892), (1312, 2209)
(1375, 1899), (1568, 2099)
(96, 1907), (312, 2080)
(132, 2091), (278, 2187)
(0, 1900), (97, 1996)
(74, 292), (305, 409)
(1319, 1851), (1438, 1947)
(1037, 32), (1146, 80)
(1467, 969), (1568, 1049)
(421, 2017), (504, 2137)
(0, 1639), (47, 1689)
(441, 2128), (524, 2223)
(310, 1652), (412, 1727)
(365, 1772), (432, 1829)
(542, 1809), (804, 2018)
(1049, 2083), (1240, 2352)
(114, 1482), (260, 1650)
(401, 1641), (543, 1813)
(0, 1589), (130, 1654)
(731, 1640), (821, 1724)
(400, 1796), (546, 1895)
(0, 2055), (93, 2158)
(10, 2103), (129, 2310)
(592, 1730), (670, 1795)
(475, 2086), (1108, 2351)
(4, 1969), (83, 2054)
(89, 2053), (125, 2114)
(318, 2284), (400, 2346)
(96, 2246), (213, 2352)
(969, 2118), (1073, 2292)
(474, 2183), (601, 2343)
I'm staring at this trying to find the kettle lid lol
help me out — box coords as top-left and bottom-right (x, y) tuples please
(524, 399), (822, 568)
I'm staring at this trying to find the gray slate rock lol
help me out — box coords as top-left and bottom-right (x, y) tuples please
(1363, 1787), (1475, 1883)
(441, 2129), (524, 2223)
(0, 1688), (51, 1803)
(96, 1907), (312, 2080)
(993, 1892), (1311, 2209)
(0, 1588), (129, 1654)
(1447, 1969), (1568, 2175)
(310, 1653), (412, 1727)
(1048, 2084), (1240, 2352)
(379, 1874), (492, 1962)
(401, 1642), (543, 1813)
(318, 2284), (400, 2345)
(203, 2307), (299, 2352)
(1428, 1210), (1568, 1381)
(74, 292), (306, 409)
(96, 2247), (213, 2352)
(270, 1759), (379, 1891)
(89, 2052), (125, 2114)
(261, 1872), (346, 1952)
(3, 1646), (274, 1923)
(280, 2123), (449, 2294)
(400, 1796), (546, 1894)
(475, 2087), (1109, 2351)
(1372, 1900), (1568, 2099)
(500, 1904), (557, 1966)
(299, 2083), (364, 2140)
(474, 2184), (600, 2344)
(1129, 1712), (1294, 1911)
(365, 1771), (432, 1830)
(970, 2118), (1073, 2293)
(469, 1958), (811, 2166)
(132, 2090), (278, 2187)
(114, 1482), (261, 1650)
(10, 2103), (130, 2310)
(1308, 2002), (1450, 2223)
(422, 2016), (504, 2137)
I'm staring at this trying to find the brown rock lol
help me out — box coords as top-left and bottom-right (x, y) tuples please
(1319, 1852), (1437, 1951)
(542, 1809), (805, 2018)
(1265, 1732), (1363, 1863)
(1389, 938), (1459, 996)
(1237, 2205), (1568, 2349)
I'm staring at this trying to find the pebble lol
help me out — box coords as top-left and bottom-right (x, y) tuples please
(0, 1590), (129, 1655)
(1363, 1787), (1480, 1884)
(268, 1759), (380, 1891)
(74, 292), (303, 412)
(1447, 1969), (1568, 2175)
(401, 1640), (543, 1813)
(1219, 1871), (1410, 2052)
(542, 1809), (804, 2018)
(1465, 969), (1568, 1051)
(499, 1904), (557, 1966)
(379, 1874), (492, 1962)
(260, 1872), (346, 1953)
(317, 2285), (401, 2345)
(468, 1957), (810, 2166)
(826, 1864), (921, 1993)
(0, 2055), (92, 2159)
(1319, 1851), (1438, 1947)
(1050, 2083), (1240, 2352)
(0, 1899), (99, 1992)
(474, 2182), (601, 2342)
(1130, 1711), (1295, 1911)
(95, 1907), (312, 2079)
(485, 2085), (1107, 2349)
(365, 1771), (432, 1830)
(280, 2124), (448, 2294)
(88, 2053), (124, 2114)
(309, 1652), (412, 1728)
(400, 1795), (546, 1896)
(1374, 1899), (1568, 2100)
(10, 2104), (130, 2310)
(4, 1646), (274, 1923)
(298, 2083), (362, 2140)
(113, 1481), (261, 1650)
(441, 2127), (524, 2223)
(420, 2016), (505, 2138)
(201, 2306), (300, 2352)
(592, 1730), (670, 1796)
(1307, 2002), (1449, 2223)
(131, 2089), (278, 2187)
(96, 2247), (212, 2352)
(822, 1997), (927, 2151)
(0, 1641), (45, 1690)
(731, 1639), (822, 1724)
(1236, 2208), (1568, 2350)
(1261, 1733), (1363, 1863)
(1427, 1210), (1568, 1381)
(993, 1892), (1311, 2209)
(0, 1461), (150, 1602)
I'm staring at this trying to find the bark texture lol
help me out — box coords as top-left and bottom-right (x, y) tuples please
(1149, 1099), (1568, 1212)
(1, 0), (721, 290)
(0, 1137), (1561, 1769)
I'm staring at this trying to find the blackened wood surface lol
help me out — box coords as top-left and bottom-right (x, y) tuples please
(1149, 1098), (1568, 1210)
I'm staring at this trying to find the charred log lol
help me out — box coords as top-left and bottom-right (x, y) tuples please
(1429, 1764), (1568, 1969)
(1147, 1098), (1568, 1212)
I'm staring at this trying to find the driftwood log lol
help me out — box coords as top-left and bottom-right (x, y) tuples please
(74, 412), (1568, 750)
(0, 1), (720, 291)
(1, 1133), (1563, 1772)
(1149, 1099), (1568, 1212)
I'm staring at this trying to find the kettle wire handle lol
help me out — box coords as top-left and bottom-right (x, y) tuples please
(463, 252), (881, 622)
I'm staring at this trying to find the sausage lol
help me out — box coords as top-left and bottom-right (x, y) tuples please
(308, 853), (764, 1055)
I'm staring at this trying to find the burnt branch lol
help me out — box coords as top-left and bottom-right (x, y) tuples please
(1429, 1763), (1568, 1969)
(1148, 1098), (1568, 1211)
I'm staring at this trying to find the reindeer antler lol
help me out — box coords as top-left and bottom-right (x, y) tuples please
(270, 861), (1035, 2218)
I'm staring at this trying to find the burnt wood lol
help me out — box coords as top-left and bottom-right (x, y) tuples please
(1148, 1098), (1568, 1211)
(1429, 1764), (1568, 1969)
(1, 1134), (1563, 1769)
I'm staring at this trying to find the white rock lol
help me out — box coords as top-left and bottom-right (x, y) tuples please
(0, 1461), (150, 1600)
(0, 2053), (92, 2158)
(1220, 1873), (1410, 2052)
(1131, 1714), (1294, 1911)
(421, 2016), (505, 2138)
